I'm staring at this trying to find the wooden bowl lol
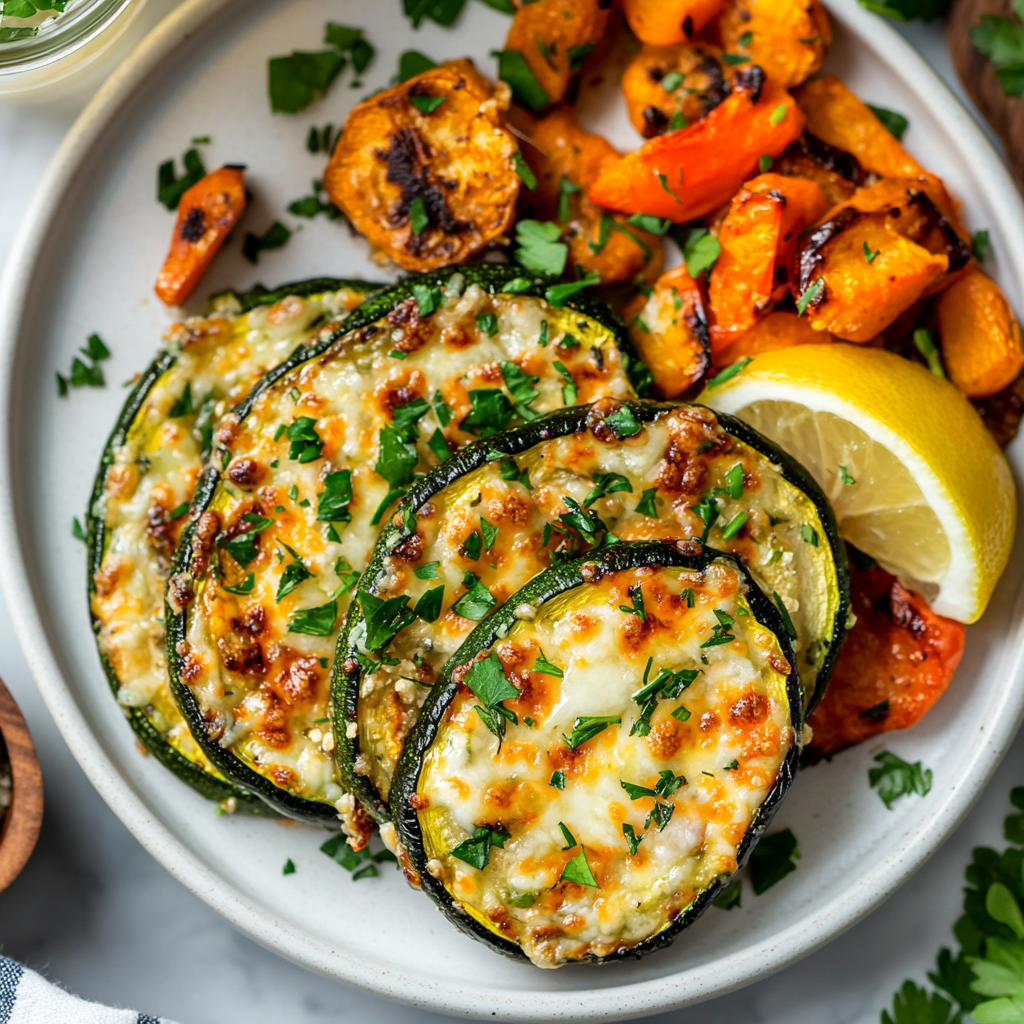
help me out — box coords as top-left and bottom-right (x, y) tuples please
(0, 677), (42, 893)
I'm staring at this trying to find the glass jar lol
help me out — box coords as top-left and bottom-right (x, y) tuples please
(0, 0), (152, 105)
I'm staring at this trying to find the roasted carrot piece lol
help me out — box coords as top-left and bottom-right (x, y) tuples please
(793, 76), (925, 180)
(589, 69), (804, 222)
(804, 562), (964, 763)
(154, 167), (246, 306)
(717, 0), (831, 90)
(936, 267), (1024, 398)
(504, 0), (612, 108)
(625, 265), (710, 396)
(517, 109), (663, 284)
(323, 61), (519, 272)
(621, 43), (734, 138)
(622, 0), (728, 46)
(773, 133), (864, 207)
(708, 173), (826, 348)
(713, 310), (832, 367)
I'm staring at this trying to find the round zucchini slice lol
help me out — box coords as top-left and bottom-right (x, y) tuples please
(335, 399), (847, 823)
(166, 265), (642, 827)
(392, 541), (802, 967)
(88, 280), (379, 813)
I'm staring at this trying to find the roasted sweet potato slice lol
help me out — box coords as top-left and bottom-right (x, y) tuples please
(936, 267), (1024, 398)
(708, 172), (827, 348)
(717, 0), (831, 90)
(517, 109), (662, 284)
(793, 76), (925, 181)
(774, 132), (864, 207)
(323, 60), (519, 272)
(504, 0), (612, 108)
(625, 265), (710, 396)
(154, 167), (246, 306)
(713, 310), (833, 367)
(621, 42), (734, 138)
(804, 562), (964, 763)
(622, 0), (728, 46)
(589, 67), (804, 222)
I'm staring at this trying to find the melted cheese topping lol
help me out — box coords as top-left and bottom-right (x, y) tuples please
(358, 405), (836, 804)
(91, 289), (368, 782)
(178, 283), (633, 810)
(417, 562), (794, 967)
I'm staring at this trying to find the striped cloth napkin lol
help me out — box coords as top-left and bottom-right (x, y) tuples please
(0, 957), (178, 1024)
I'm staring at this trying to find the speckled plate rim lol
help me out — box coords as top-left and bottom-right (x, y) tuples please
(1, 0), (1023, 1019)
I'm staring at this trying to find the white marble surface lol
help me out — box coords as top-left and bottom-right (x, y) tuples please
(0, 10), (1019, 1023)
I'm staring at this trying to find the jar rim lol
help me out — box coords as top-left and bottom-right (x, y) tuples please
(0, 0), (136, 75)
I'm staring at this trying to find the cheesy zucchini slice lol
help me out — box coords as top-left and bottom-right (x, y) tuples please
(336, 399), (847, 823)
(392, 541), (801, 967)
(165, 265), (642, 826)
(88, 280), (378, 813)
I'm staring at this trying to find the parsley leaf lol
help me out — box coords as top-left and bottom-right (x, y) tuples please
(560, 848), (599, 887)
(915, 327), (946, 378)
(287, 599), (338, 636)
(546, 272), (601, 308)
(515, 219), (567, 276)
(449, 824), (511, 870)
(501, 360), (540, 416)
(635, 487), (659, 518)
(562, 714), (620, 750)
(316, 470), (353, 522)
(375, 425), (418, 486)
(620, 780), (656, 800)
(623, 824), (643, 855)
(550, 769), (566, 789)
(397, 49), (436, 81)
(359, 591), (415, 650)
(243, 221), (292, 264)
(465, 651), (519, 706)
(552, 360), (577, 405)
(557, 176), (581, 223)
(604, 405), (642, 439)
(880, 981), (958, 1024)
(286, 416), (324, 462)
(532, 648), (563, 677)
(157, 148), (205, 209)
(496, 48), (549, 111)
(513, 151), (537, 190)
(974, 229), (991, 262)
(619, 584), (645, 621)
(713, 879), (743, 910)
(461, 389), (515, 437)
(414, 561), (440, 580)
(452, 573), (496, 620)
(414, 584), (445, 622)
(268, 49), (346, 114)
(583, 472), (632, 507)
(749, 828), (800, 895)
(707, 357), (753, 389)
(796, 276), (825, 315)
(681, 227), (722, 278)
(276, 555), (313, 601)
(869, 750), (933, 809)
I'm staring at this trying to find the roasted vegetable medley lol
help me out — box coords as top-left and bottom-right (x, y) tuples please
(84, 0), (1019, 969)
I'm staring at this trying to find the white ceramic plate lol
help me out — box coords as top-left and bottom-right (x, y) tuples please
(2, 0), (1023, 1018)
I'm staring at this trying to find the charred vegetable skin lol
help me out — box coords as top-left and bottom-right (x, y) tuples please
(334, 399), (848, 823)
(88, 279), (379, 812)
(323, 60), (520, 272)
(166, 265), (646, 825)
(391, 542), (802, 965)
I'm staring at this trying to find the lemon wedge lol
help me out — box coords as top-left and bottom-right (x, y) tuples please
(700, 344), (1015, 623)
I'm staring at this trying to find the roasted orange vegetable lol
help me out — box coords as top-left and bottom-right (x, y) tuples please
(621, 43), (733, 138)
(774, 132), (864, 207)
(589, 69), (804, 222)
(517, 109), (662, 284)
(936, 267), (1024, 398)
(622, 0), (727, 46)
(805, 563), (964, 762)
(708, 173), (827, 348)
(717, 0), (831, 90)
(713, 310), (833, 366)
(974, 372), (1024, 448)
(625, 265), (710, 396)
(154, 167), (246, 306)
(323, 60), (519, 272)
(505, 0), (612, 108)
(794, 76), (926, 181)
(793, 214), (947, 342)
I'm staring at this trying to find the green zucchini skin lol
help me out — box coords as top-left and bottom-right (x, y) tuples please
(166, 264), (645, 825)
(207, 277), (381, 316)
(333, 398), (849, 823)
(390, 540), (802, 965)
(87, 279), (380, 816)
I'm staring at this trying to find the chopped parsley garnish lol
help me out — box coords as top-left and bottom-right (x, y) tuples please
(397, 48), (436, 81)
(860, 699), (890, 720)
(168, 382), (195, 418)
(700, 608), (736, 648)
(567, 42), (595, 71)
(476, 311), (499, 336)
(58, 332), (111, 395)
(465, 651), (519, 742)
(644, 801), (675, 831)
(410, 93), (446, 114)
(867, 102), (910, 139)
(693, 493), (719, 541)
(320, 835), (398, 879)
(772, 590), (798, 639)
(583, 472), (632, 507)
(72, 517), (87, 543)
(413, 585), (444, 622)
(402, 0), (465, 28)
(671, 706), (691, 722)
(169, 502), (190, 520)
(800, 523), (819, 546)
(496, 48), (549, 111)
(242, 221), (292, 264)
(499, 456), (531, 490)
(501, 360), (540, 417)
(713, 879), (742, 910)
(681, 227), (721, 278)
(289, 179), (343, 221)
(661, 70), (684, 92)
(156, 148), (205, 210)
(316, 470), (353, 522)
(411, 282), (442, 317)
(409, 196), (429, 235)
(560, 848), (598, 887)
(863, 240), (880, 264)
(628, 212), (671, 236)
(604, 404), (642, 439)
(287, 598), (338, 637)
(619, 584), (645, 621)
(556, 176), (581, 223)
(721, 510), (748, 540)
(749, 828), (800, 894)
(796, 276), (825, 316)
(549, 770), (566, 790)
(359, 590), (415, 650)
(276, 553), (313, 601)
(558, 822), (577, 848)
(269, 22), (374, 113)
(532, 648), (563, 677)
(286, 416), (324, 462)
(738, 30), (754, 46)
(706, 357), (752, 389)
(414, 561), (440, 580)
(839, 464), (856, 486)
(306, 124), (336, 154)
(513, 151), (537, 190)
(479, 517), (499, 551)
(656, 172), (684, 204)
(724, 759), (739, 770)
(427, 430), (450, 463)
(452, 572), (496, 620)
(769, 102), (788, 125)
(552, 360), (577, 405)
(869, 750), (933, 809)
(375, 425), (418, 487)
(449, 824), (511, 870)
(620, 779), (656, 800)
(759, 155), (773, 173)
(460, 388), (515, 437)
(546, 272), (601, 308)
(622, 824), (643, 855)
(635, 487), (659, 518)
(722, 52), (751, 65)
(972, 228), (990, 262)
(462, 530), (482, 561)
(217, 516), (270, 568)
(283, 858), (296, 875)
(433, 390), (453, 427)
(914, 327), (945, 377)
(562, 714), (620, 751)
